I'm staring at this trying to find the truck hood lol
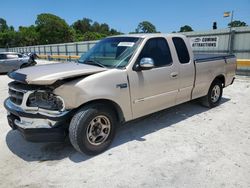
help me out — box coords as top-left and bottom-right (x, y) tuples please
(9, 62), (107, 85)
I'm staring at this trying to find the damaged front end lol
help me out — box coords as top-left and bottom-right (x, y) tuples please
(4, 81), (73, 142)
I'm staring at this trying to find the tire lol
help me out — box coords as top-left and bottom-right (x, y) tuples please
(20, 64), (28, 69)
(69, 104), (117, 155)
(201, 79), (223, 108)
(20, 61), (36, 69)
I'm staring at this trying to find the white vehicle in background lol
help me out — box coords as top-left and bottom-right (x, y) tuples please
(4, 34), (236, 155)
(0, 52), (36, 73)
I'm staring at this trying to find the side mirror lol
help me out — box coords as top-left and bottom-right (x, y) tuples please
(138, 57), (154, 70)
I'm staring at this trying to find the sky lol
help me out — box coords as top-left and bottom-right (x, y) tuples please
(0, 0), (250, 33)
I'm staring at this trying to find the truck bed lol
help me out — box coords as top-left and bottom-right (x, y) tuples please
(194, 53), (235, 63)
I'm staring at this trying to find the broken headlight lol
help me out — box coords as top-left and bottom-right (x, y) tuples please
(27, 91), (65, 111)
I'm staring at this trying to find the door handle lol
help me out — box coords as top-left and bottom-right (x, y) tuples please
(170, 72), (178, 78)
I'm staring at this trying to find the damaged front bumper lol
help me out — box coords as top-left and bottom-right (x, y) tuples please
(4, 98), (72, 142)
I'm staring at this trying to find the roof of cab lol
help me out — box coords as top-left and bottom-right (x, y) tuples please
(107, 33), (186, 39)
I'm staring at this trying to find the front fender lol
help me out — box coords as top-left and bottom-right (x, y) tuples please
(54, 69), (133, 121)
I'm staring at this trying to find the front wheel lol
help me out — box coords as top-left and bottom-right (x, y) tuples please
(201, 79), (223, 108)
(69, 104), (117, 155)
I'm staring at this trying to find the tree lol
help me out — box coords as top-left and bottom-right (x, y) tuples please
(0, 14), (123, 47)
(110, 28), (120, 35)
(35, 13), (74, 44)
(179, 25), (193, 32)
(135, 21), (157, 33)
(82, 31), (107, 41)
(72, 19), (121, 40)
(73, 19), (122, 41)
(228, 20), (247, 27)
(99, 23), (110, 35)
(0, 18), (9, 32)
(72, 18), (92, 34)
(9, 26), (14, 31)
(0, 30), (20, 47)
(18, 25), (39, 46)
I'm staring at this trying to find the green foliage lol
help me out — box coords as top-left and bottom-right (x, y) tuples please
(0, 31), (17, 47)
(72, 18), (121, 36)
(35, 13), (74, 44)
(0, 18), (9, 32)
(18, 25), (39, 46)
(135, 21), (157, 33)
(228, 20), (247, 27)
(83, 32), (107, 41)
(72, 18), (93, 34)
(0, 15), (123, 47)
(179, 25), (193, 32)
(0, 18), (19, 47)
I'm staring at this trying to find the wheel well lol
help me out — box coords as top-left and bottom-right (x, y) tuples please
(214, 75), (225, 87)
(20, 63), (28, 68)
(76, 99), (125, 123)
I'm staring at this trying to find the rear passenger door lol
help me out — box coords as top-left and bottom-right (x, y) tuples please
(128, 37), (179, 119)
(172, 37), (195, 104)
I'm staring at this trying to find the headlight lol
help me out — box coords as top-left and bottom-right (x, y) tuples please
(27, 91), (65, 111)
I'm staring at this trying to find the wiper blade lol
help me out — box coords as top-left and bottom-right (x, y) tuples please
(83, 59), (106, 68)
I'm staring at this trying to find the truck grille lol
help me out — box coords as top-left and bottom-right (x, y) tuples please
(9, 88), (24, 105)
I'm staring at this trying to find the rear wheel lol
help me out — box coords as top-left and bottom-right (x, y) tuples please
(69, 104), (117, 155)
(201, 79), (223, 108)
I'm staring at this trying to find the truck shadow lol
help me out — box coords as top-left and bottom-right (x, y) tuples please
(6, 98), (230, 163)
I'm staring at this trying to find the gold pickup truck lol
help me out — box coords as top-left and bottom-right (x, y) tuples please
(4, 34), (236, 155)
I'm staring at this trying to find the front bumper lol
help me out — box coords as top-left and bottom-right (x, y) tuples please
(4, 98), (70, 121)
(4, 99), (73, 142)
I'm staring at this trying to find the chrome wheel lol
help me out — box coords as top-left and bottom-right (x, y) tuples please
(211, 85), (221, 103)
(86, 115), (111, 146)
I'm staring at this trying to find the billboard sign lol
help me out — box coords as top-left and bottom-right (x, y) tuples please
(190, 36), (219, 48)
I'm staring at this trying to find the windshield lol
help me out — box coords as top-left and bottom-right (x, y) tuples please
(78, 37), (142, 68)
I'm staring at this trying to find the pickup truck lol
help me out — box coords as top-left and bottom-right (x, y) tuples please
(4, 34), (236, 155)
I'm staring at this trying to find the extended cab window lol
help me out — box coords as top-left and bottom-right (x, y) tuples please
(138, 37), (172, 67)
(172, 37), (190, 64)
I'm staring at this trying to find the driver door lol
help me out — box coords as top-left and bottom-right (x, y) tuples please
(128, 37), (179, 119)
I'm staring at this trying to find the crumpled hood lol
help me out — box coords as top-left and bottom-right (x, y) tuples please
(9, 62), (107, 85)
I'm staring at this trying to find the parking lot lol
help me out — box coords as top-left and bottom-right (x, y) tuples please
(0, 62), (250, 187)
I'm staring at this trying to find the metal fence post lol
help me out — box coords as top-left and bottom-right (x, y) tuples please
(57, 45), (59, 55)
(229, 30), (236, 54)
(65, 44), (68, 55)
(87, 42), (90, 51)
(76, 43), (78, 56)
(50, 46), (52, 55)
(38, 46), (40, 55)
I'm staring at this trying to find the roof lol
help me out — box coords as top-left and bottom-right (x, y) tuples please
(108, 33), (186, 39)
(0, 52), (19, 54)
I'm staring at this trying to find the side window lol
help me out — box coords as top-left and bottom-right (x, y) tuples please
(172, 37), (190, 64)
(18, 54), (23, 58)
(6, 54), (18, 59)
(0, 54), (6, 60)
(138, 37), (172, 67)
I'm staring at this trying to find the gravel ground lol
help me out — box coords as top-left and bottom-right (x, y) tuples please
(0, 61), (250, 188)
